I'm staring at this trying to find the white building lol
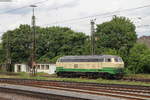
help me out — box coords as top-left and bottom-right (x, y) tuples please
(14, 63), (56, 74)
(36, 63), (56, 74)
(14, 64), (28, 73)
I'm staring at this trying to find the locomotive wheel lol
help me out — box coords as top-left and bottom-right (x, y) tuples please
(113, 74), (123, 80)
(57, 72), (62, 77)
(99, 73), (113, 79)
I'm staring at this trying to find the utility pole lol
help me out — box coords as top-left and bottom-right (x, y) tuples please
(30, 5), (37, 76)
(90, 19), (96, 55)
(2, 0), (12, 72)
(6, 32), (11, 72)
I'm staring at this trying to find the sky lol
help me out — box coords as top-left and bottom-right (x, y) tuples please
(0, 0), (150, 39)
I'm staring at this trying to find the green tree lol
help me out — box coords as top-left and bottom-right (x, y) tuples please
(0, 43), (5, 65)
(36, 26), (88, 62)
(96, 16), (137, 55)
(101, 48), (118, 55)
(127, 43), (150, 74)
(2, 25), (88, 64)
(2, 25), (32, 63)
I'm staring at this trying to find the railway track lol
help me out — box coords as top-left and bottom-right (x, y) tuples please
(0, 78), (150, 100)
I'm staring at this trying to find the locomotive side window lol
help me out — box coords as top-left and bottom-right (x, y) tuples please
(74, 64), (78, 68)
(114, 58), (118, 62)
(99, 58), (104, 62)
(105, 58), (111, 62)
(61, 59), (99, 62)
(90, 59), (99, 62)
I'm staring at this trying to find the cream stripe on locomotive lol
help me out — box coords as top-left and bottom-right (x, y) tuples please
(56, 58), (124, 69)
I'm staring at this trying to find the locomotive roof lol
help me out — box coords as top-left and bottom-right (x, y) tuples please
(60, 55), (121, 59)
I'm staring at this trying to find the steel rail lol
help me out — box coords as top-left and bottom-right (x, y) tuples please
(0, 78), (150, 100)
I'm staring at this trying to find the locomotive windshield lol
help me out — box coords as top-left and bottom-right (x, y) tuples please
(114, 58), (123, 62)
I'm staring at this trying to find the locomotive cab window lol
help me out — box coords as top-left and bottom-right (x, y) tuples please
(118, 58), (123, 62)
(57, 59), (60, 62)
(115, 58), (122, 62)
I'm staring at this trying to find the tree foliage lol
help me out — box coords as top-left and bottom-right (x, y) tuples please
(36, 27), (88, 63)
(127, 43), (150, 74)
(0, 43), (5, 64)
(2, 25), (88, 63)
(96, 16), (137, 55)
(2, 25), (31, 63)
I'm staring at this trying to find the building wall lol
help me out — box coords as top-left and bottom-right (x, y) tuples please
(36, 64), (56, 74)
(14, 63), (56, 74)
(0, 64), (7, 72)
(14, 64), (27, 73)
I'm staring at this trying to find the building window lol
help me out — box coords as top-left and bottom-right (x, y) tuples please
(37, 65), (40, 69)
(17, 65), (21, 72)
(41, 65), (44, 70)
(46, 65), (49, 70)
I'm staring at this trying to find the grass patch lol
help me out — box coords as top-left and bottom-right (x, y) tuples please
(124, 74), (150, 79)
(0, 73), (149, 86)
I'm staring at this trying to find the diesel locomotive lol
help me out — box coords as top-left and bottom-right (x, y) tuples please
(56, 55), (124, 78)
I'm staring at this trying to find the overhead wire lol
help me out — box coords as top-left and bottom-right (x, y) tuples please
(0, 1), (150, 26)
(43, 4), (150, 26)
(0, 1), (150, 34)
(42, 3), (150, 35)
(0, 0), (48, 15)
(0, 0), (49, 37)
